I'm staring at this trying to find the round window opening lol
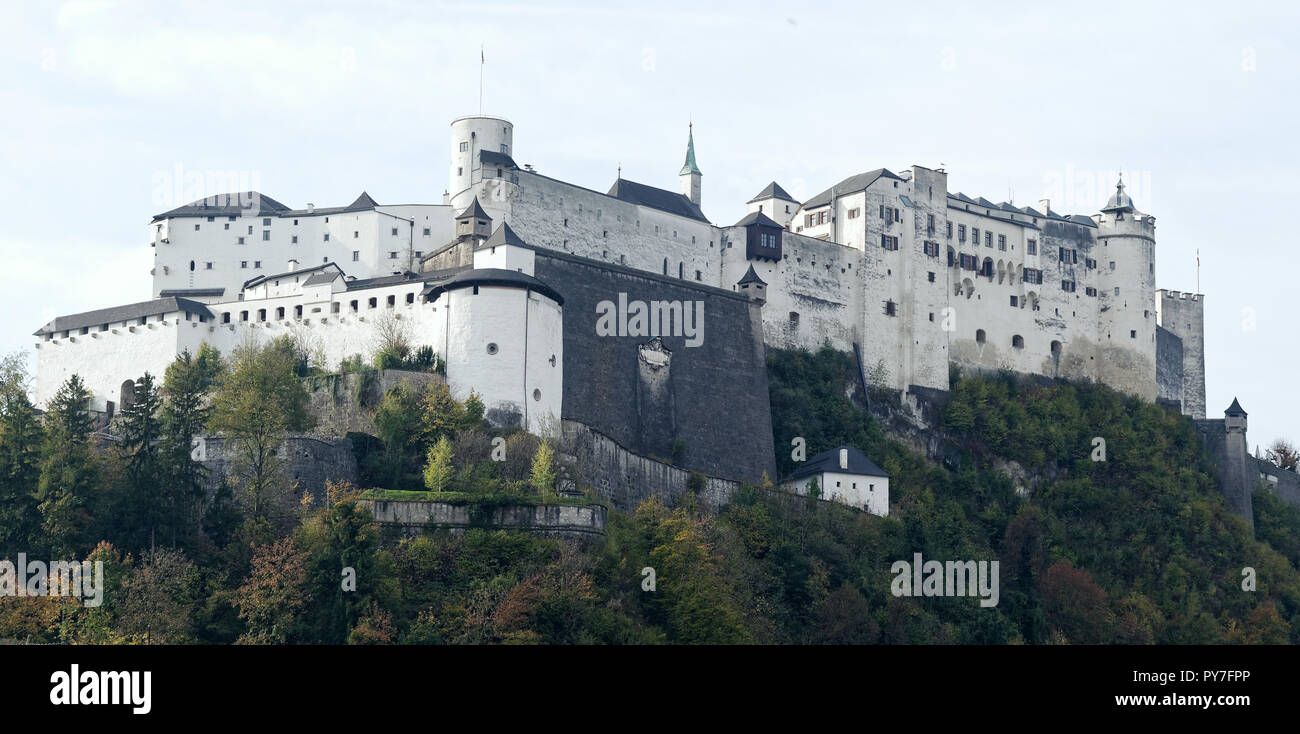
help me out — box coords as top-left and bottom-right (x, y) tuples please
(532, 389), (541, 401)
(486, 343), (498, 355)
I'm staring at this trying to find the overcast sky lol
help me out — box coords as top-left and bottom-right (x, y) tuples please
(1, 0), (1296, 449)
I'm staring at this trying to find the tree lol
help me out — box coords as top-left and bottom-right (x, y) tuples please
(370, 309), (412, 370)
(115, 547), (199, 644)
(423, 436), (455, 492)
(372, 382), (426, 489)
(531, 441), (557, 500)
(116, 372), (164, 551)
(421, 381), (468, 443)
(37, 375), (99, 557)
(0, 352), (44, 556)
(209, 337), (314, 526)
(159, 348), (217, 548)
(1265, 438), (1299, 471)
(232, 536), (312, 644)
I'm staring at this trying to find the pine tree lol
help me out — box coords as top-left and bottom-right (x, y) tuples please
(118, 372), (164, 551)
(160, 349), (215, 548)
(0, 353), (44, 555)
(37, 375), (98, 557)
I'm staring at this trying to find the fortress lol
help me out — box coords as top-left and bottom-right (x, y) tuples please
(32, 113), (1210, 492)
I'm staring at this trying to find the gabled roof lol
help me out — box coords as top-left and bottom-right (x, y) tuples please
(242, 261), (343, 291)
(803, 168), (904, 209)
(479, 149), (518, 169)
(152, 191), (290, 222)
(280, 191), (381, 217)
(734, 211), (783, 228)
(474, 222), (532, 251)
(606, 178), (709, 223)
(36, 297), (214, 336)
(747, 181), (797, 204)
(421, 268), (564, 305)
(456, 197), (492, 221)
(737, 264), (766, 286)
(302, 269), (344, 287)
(790, 446), (890, 480)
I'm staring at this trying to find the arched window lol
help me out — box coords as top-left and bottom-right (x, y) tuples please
(1050, 340), (1062, 356)
(663, 258), (668, 275)
(119, 379), (136, 408)
(976, 329), (986, 344)
(1012, 334), (1024, 349)
(678, 262), (684, 279)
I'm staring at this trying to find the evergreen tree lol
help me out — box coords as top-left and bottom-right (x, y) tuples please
(160, 349), (215, 548)
(117, 372), (163, 551)
(0, 353), (44, 555)
(37, 375), (99, 557)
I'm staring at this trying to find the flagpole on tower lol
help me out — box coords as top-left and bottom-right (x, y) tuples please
(479, 45), (484, 115)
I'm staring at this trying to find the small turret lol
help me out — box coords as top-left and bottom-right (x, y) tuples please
(737, 264), (767, 305)
(455, 197), (493, 242)
(1225, 397), (1247, 432)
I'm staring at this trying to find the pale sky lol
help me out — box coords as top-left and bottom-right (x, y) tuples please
(1, 0), (1296, 450)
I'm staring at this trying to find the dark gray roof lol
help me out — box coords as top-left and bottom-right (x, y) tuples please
(422, 268), (564, 305)
(737, 264), (766, 286)
(899, 194), (915, 208)
(152, 191), (290, 222)
(474, 222), (533, 251)
(747, 181), (797, 204)
(790, 446), (890, 480)
(479, 149), (518, 169)
(606, 178), (709, 223)
(803, 169), (904, 209)
(36, 297), (214, 336)
(734, 211), (782, 228)
(344, 269), (459, 291)
(280, 191), (380, 217)
(456, 197), (492, 221)
(158, 287), (225, 298)
(242, 261), (343, 291)
(1226, 397), (1247, 417)
(302, 270), (343, 287)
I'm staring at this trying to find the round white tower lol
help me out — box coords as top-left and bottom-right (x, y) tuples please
(449, 116), (513, 212)
(426, 268), (563, 437)
(1094, 175), (1157, 400)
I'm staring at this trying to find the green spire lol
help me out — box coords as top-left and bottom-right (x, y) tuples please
(679, 123), (701, 176)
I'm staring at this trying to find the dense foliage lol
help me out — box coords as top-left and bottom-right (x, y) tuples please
(0, 342), (1295, 644)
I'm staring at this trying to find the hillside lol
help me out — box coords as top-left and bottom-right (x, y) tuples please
(2, 343), (1296, 644)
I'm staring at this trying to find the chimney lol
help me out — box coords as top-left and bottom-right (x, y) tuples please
(287, 258), (299, 271)
(1038, 198), (1050, 214)
(306, 203), (315, 213)
(839, 448), (848, 470)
